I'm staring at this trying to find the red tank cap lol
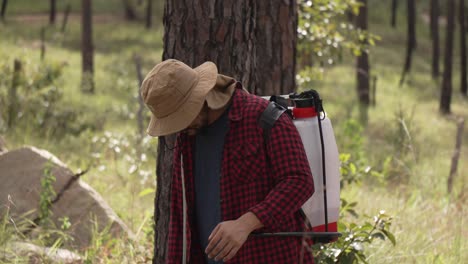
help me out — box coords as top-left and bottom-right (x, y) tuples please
(293, 107), (317, 118)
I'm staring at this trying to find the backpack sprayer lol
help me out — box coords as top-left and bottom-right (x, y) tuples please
(254, 90), (341, 243)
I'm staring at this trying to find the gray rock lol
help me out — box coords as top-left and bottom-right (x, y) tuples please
(0, 146), (134, 249)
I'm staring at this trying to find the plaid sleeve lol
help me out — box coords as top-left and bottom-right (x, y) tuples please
(249, 113), (314, 230)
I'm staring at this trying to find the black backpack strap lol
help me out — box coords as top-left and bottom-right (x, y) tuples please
(259, 101), (287, 141)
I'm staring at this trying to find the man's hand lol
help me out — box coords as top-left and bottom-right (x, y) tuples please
(205, 212), (263, 262)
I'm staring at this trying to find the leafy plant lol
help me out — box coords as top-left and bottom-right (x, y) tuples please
(39, 163), (56, 226)
(313, 210), (395, 263)
(297, 0), (380, 74)
(311, 143), (394, 263)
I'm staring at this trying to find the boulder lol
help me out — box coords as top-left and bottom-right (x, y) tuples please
(0, 146), (134, 249)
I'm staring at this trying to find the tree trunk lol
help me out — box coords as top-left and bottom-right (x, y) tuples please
(62, 3), (71, 33)
(40, 27), (46, 61)
(134, 55), (145, 139)
(459, 0), (468, 95)
(8, 59), (21, 128)
(123, 0), (137, 21)
(161, 0), (296, 96)
(50, 0), (56, 24)
(254, 1), (297, 95)
(153, 1), (298, 263)
(447, 118), (465, 193)
(399, 0), (417, 86)
(1, 0), (8, 21)
(440, 0), (456, 114)
(153, 135), (176, 264)
(146, 0), (152, 29)
(391, 0), (398, 28)
(356, 0), (370, 105)
(81, 0), (94, 93)
(431, 0), (440, 79)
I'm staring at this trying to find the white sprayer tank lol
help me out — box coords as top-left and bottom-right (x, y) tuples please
(292, 107), (340, 232)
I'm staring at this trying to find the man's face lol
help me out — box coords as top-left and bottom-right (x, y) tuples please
(184, 104), (209, 136)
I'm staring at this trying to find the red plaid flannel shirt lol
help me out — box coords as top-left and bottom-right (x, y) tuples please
(167, 84), (315, 263)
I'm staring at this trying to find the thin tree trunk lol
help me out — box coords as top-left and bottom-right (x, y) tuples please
(440, 0), (456, 114)
(50, 0), (56, 24)
(81, 0), (94, 93)
(391, 0), (398, 28)
(146, 0), (152, 29)
(356, 0), (370, 105)
(399, 0), (417, 86)
(40, 27), (46, 61)
(134, 55), (145, 139)
(1, 0), (8, 21)
(8, 59), (21, 128)
(62, 3), (71, 33)
(123, 0), (137, 20)
(372, 75), (377, 106)
(459, 0), (468, 95)
(448, 118), (464, 193)
(154, 1), (298, 262)
(431, 0), (440, 79)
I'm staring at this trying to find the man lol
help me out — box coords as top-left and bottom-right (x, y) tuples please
(141, 59), (314, 263)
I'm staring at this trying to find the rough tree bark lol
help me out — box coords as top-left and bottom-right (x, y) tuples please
(440, 0), (456, 114)
(153, 1), (298, 263)
(254, 1), (297, 95)
(50, 0), (56, 24)
(430, 0), (440, 79)
(391, 0), (398, 28)
(399, 0), (417, 86)
(356, 0), (370, 105)
(459, 0), (467, 95)
(81, 0), (94, 93)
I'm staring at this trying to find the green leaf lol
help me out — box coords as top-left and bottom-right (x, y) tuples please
(138, 188), (155, 197)
(382, 229), (396, 246)
(371, 232), (385, 241)
(348, 209), (359, 218)
(360, 222), (373, 231)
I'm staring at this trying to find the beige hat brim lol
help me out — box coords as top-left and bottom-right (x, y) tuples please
(146, 61), (218, 137)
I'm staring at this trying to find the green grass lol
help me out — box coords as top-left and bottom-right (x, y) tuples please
(1, 1), (467, 263)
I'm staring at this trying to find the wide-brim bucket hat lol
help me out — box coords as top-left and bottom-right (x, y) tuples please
(141, 59), (218, 137)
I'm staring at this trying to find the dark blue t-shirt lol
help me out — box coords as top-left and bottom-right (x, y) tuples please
(194, 107), (230, 264)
